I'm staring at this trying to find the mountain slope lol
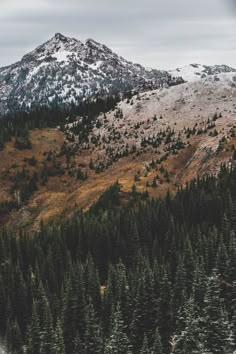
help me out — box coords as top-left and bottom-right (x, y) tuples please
(1, 71), (236, 230)
(0, 33), (182, 114)
(77, 71), (236, 175)
(0, 34), (236, 229)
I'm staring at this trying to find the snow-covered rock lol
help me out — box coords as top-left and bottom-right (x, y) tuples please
(169, 63), (236, 83)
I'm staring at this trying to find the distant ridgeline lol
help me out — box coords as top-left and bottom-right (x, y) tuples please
(0, 163), (236, 353)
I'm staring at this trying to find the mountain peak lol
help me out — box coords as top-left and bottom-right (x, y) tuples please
(0, 34), (183, 114)
(85, 38), (102, 47)
(54, 33), (68, 41)
(21, 33), (82, 62)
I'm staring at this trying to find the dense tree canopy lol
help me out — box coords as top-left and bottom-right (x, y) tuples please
(0, 164), (236, 353)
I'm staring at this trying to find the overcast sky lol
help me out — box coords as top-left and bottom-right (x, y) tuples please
(0, 0), (236, 70)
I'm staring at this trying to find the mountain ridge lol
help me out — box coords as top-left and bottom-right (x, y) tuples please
(0, 33), (183, 114)
(169, 63), (236, 82)
(0, 33), (236, 115)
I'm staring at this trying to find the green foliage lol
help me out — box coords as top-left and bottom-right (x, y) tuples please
(90, 182), (121, 214)
(76, 168), (88, 181)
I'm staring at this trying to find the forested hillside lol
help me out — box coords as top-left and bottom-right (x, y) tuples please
(1, 164), (236, 353)
(1, 79), (236, 230)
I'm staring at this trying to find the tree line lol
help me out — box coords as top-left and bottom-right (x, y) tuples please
(0, 94), (121, 150)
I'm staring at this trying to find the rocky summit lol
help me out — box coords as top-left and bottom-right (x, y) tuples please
(0, 33), (183, 114)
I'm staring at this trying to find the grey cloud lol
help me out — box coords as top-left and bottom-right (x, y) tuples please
(0, 0), (235, 69)
(227, 0), (236, 11)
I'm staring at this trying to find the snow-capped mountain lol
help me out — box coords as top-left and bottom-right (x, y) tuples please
(0, 33), (182, 114)
(169, 63), (236, 83)
(1, 33), (235, 115)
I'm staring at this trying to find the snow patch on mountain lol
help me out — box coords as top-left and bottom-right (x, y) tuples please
(169, 63), (236, 83)
(93, 71), (236, 148)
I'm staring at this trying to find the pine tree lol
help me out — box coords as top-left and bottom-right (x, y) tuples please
(83, 299), (103, 354)
(192, 258), (207, 313)
(216, 237), (229, 278)
(152, 327), (164, 354)
(175, 297), (202, 354)
(63, 270), (86, 354)
(84, 255), (102, 314)
(4, 319), (13, 354)
(157, 270), (173, 352)
(172, 258), (187, 322)
(27, 302), (41, 354)
(230, 280), (236, 350)
(105, 304), (132, 354)
(73, 332), (84, 354)
(202, 270), (230, 354)
(103, 266), (115, 334)
(55, 319), (65, 354)
(10, 319), (24, 354)
(139, 334), (149, 354)
(228, 231), (236, 281)
(40, 301), (57, 354)
(130, 281), (145, 352)
(0, 275), (6, 334)
(14, 264), (29, 334)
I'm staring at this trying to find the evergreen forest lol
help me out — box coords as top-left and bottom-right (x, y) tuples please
(0, 163), (235, 353)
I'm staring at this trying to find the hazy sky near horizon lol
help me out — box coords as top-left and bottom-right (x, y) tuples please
(0, 0), (236, 70)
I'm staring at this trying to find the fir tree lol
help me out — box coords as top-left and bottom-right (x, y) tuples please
(73, 332), (84, 354)
(152, 327), (164, 354)
(10, 320), (24, 354)
(202, 271), (230, 354)
(83, 299), (103, 354)
(139, 334), (149, 354)
(55, 319), (65, 354)
(175, 297), (202, 354)
(105, 304), (132, 354)
(40, 302), (57, 354)
(27, 302), (41, 354)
